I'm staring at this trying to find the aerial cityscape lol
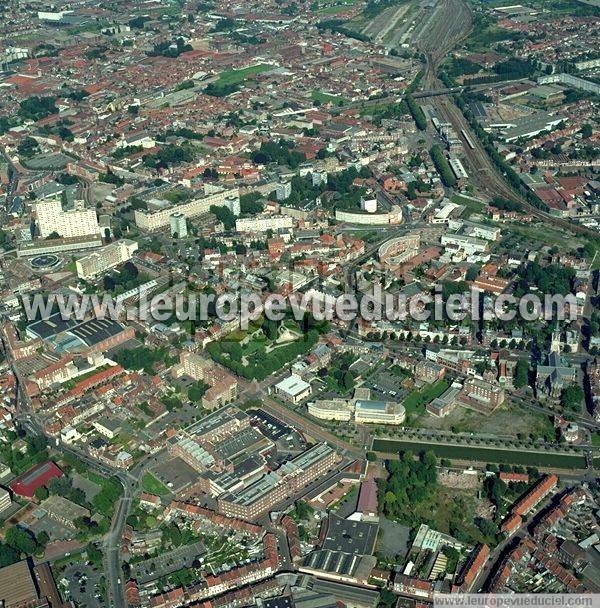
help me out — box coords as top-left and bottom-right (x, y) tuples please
(0, 0), (599, 606)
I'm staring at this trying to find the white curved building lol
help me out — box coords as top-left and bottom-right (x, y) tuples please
(308, 399), (353, 421)
(335, 205), (403, 225)
(378, 234), (421, 265)
(308, 390), (406, 425)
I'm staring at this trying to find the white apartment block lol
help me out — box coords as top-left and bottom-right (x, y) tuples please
(35, 198), (100, 238)
(0, 487), (11, 512)
(335, 206), (403, 225)
(76, 239), (139, 279)
(170, 212), (188, 238)
(276, 182), (292, 201)
(447, 219), (501, 241)
(235, 215), (293, 233)
(134, 187), (240, 231)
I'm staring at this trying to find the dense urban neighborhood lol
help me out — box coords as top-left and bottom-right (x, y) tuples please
(0, 0), (599, 607)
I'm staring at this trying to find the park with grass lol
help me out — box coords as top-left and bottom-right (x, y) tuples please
(217, 64), (273, 86)
(450, 193), (486, 218)
(205, 64), (273, 96)
(206, 316), (328, 381)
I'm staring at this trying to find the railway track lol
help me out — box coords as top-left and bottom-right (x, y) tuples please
(415, 0), (599, 240)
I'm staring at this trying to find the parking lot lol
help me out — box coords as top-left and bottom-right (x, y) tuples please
(131, 541), (206, 584)
(249, 408), (306, 456)
(364, 369), (410, 402)
(61, 564), (103, 608)
(71, 472), (101, 501)
(151, 456), (198, 494)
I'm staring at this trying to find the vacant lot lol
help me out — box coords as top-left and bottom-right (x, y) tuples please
(414, 401), (555, 441)
(141, 472), (171, 496)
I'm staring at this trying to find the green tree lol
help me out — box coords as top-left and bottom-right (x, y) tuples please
(36, 531), (50, 549)
(561, 385), (584, 412)
(86, 542), (103, 567)
(342, 370), (355, 391)
(210, 205), (236, 230)
(17, 137), (39, 158)
(34, 486), (49, 501)
(292, 500), (313, 520)
(484, 476), (507, 509)
(429, 145), (457, 187)
(406, 94), (427, 130)
(240, 192), (264, 215)
(48, 475), (72, 496)
(0, 544), (19, 568)
(514, 358), (529, 389)
(263, 318), (279, 341)
(188, 381), (208, 402)
(6, 526), (38, 555)
(92, 477), (123, 517)
(466, 266), (479, 281)
(581, 124), (592, 138)
(475, 516), (497, 539)
(18, 96), (57, 121)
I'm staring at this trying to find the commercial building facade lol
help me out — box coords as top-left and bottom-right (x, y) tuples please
(0, 487), (11, 512)
(217, 443), (340, 520)
(275, 374), (312, 404)
(134, 187), (240, 231)
(335, 207), (403, 225)
(17, 234), (103, 258)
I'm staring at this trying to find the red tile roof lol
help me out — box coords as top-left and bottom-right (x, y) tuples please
(10, 461), (63, 498)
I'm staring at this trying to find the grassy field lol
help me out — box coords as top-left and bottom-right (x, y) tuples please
(508, 221), (582, 249)
(372, 438), (587, 469)
(318, 1), (356, 14)
(500, 220), (598, 268)
(403, 380), (450, 418)
(311, 90), (346, 105)
(216, 64), (273, 86)
(450, 194), (486, 218)
(141, 472), (170, 496)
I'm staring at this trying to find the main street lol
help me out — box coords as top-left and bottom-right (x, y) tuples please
(1, 327), (154, 608)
